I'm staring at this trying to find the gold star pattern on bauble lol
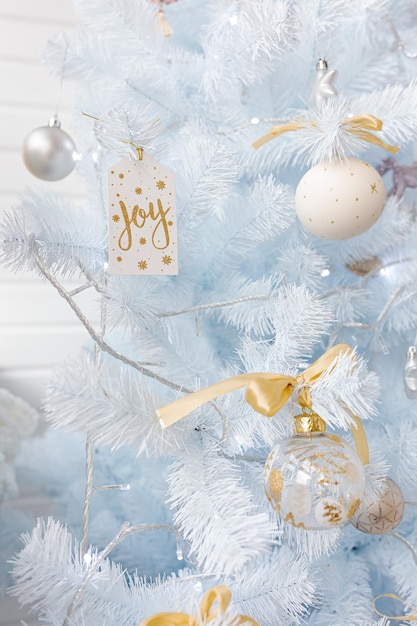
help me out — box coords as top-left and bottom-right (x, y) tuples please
(156, 180), (166, 190)
(112, 214), (120, 222)
(351, 477), (405, 534)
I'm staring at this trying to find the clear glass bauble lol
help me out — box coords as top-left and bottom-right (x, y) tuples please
(264, 432), (366, 530)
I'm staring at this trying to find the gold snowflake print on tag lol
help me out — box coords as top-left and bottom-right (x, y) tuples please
(108, 153), (178, 275)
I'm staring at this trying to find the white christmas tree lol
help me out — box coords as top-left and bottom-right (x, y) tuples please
(2, 1), (417, 624)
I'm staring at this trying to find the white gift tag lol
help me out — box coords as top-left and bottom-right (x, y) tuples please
(108, 153), (178, 275)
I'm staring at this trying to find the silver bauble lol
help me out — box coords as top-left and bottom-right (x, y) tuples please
(351, 477), (405, 535)
(22, 117), (77, 181)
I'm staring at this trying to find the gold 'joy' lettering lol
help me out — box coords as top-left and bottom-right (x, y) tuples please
(118, 199), (171, 251)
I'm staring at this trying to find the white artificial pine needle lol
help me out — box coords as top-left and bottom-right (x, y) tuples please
(3, 1), (417, 625)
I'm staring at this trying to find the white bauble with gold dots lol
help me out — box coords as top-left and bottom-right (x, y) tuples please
(264, 425), (366, 530)
(294, 158), (386, 240)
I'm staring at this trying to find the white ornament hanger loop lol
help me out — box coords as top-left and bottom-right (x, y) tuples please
(82, 112), (145, 160)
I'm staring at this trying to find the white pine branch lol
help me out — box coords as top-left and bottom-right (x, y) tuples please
(214, 176), (295, 267)
(309, 553), (376, 626)
(0, 188), (106, 278)
(201, 0), (297, 98)
(276, 239), (329, 292)
(325, 287), (376, 325)
(383, 419), (417, 491)
(10, 517), (203, 626)
(43, 352), (182, 457)
(232, 548), (316, 626)
(285, 523), (341, 560)
(215, 274), (283, 337)
(83, 105), (165, 159)
(103, 274), (169, 332)
(309, 348), (380, 428)
(168, 438), (274, 577)
(270, 286), (334, 365)
(351, 77), (417, 144)
(381, 281), (417, 339)
(176, 121), (239, 222)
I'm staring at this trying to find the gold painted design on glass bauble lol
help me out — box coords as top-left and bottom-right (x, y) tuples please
(264, 432), (365, 530)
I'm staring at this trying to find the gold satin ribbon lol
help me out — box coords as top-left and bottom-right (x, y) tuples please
(373, 593), (417, 621)
(252, 113), (400, 154)
(157, 343), (369, 465)
(138, 584), (259, 626)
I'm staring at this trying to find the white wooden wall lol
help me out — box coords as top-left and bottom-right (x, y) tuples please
(0, 0), (100, 411)
(0, 3), (97, 624)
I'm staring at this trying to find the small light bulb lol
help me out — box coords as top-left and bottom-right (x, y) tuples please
(176, 533), (184, 560)
(404, 346), (417, 399)
(251, 117), (260, 124)
(229, 15), (238, 25)
(321, 269), (330, 277)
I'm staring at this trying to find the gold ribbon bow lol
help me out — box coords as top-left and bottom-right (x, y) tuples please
(252, 113), (400, 154)
(157, 343), (369, 465)
(373, 593), (417, 621)
(138, 584), (259, 626)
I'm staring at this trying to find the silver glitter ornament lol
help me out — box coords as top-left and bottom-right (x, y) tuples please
(22, 116), (78, 181)
(351, 477), (405, 535)
(310, 58), (338, 110)
(404, 346), (417, 399)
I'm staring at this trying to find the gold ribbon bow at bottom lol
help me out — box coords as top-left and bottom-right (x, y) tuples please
(138, 584), (259, 626)
(157, 343), (369, 465)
